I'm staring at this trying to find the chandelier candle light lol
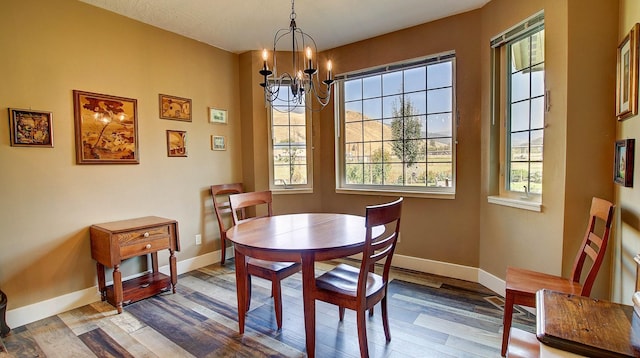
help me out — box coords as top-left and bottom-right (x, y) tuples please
(259, 0), (334, 111)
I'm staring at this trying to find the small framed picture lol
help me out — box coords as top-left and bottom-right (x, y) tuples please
(167, 130), (187, 157)
(614, 139), (635, 187)
(160, 94), (192, 122)
(616, 23), (640, 120)
(8, 108), (53, 147)
(209, 108), (227, 124)
(211, 135), (226, 151)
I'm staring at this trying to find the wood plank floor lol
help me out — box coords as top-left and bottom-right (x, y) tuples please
(0, 260), (535, 357)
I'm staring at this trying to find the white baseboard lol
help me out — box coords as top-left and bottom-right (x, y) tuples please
(6, 247), (230, 329)
(6, 248), (507, 329)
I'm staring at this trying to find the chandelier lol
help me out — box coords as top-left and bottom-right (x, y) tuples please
(259, 0), (334, 111)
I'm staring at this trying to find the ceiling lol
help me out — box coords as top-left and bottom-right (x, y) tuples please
(79, 0), (490, 54)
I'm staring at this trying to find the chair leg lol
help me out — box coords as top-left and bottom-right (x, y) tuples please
(356, 309), (369, 358)
(246, 275), (252, 312)
(339, 306), (345, 321)
(220, 236), (226, 265)
(273, 280), (283, 329)
(501, 291), (515, 357)
(381, 296), (391, 342)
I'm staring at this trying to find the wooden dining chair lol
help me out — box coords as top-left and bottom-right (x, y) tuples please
(210, 183), (244, 265)
(229, 190), (301, 329)
(310, 197), (403, 358)
(500, 197), (615, 356)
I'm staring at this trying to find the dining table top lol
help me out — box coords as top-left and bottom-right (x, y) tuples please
(226, 212), (369, 252)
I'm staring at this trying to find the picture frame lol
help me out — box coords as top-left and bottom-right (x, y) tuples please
(73, 90), (139, 164)
(159, 94), (192, 122)
(209, 108), (227, 124)
(616, 23), (640, 120)
(8, 108), (53, 147)
(614, 139), (635, 187)
(166, 130), (187, 157)
(211, 135), (226, 151)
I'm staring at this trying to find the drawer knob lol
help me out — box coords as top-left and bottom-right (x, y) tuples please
(143, 232), (150, 238)
(145, 244), (151, 249)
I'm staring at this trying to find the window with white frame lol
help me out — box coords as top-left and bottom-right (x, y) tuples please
(269, 84), (313, 191)
(491, 12), (544, 199)
(335, 53), (456, 196)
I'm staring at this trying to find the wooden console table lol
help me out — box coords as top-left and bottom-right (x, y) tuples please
(90, 216), (180, 313)
(536, 289), (640, 357)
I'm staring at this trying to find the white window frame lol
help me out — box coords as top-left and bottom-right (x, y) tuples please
(267, 84), (314, 194)
(334, 52), (457, 199)
(488, 11), (544, 211)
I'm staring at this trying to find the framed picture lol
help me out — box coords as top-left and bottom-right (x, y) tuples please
(209, 108), (227, 124)
(8, 108), (53, 147)
(617, 23), (640, 120)
(211, 135), (226, 151)
(159, 94), (192, 122)
(614, 139), (635, 187)
(73, 90), (139, 164)
(166, 130), (187, 157)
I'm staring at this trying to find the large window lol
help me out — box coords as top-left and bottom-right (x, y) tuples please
(336, 53), (456, 196)
(269, 85), (312, 191)
(491, 12), (544, 202)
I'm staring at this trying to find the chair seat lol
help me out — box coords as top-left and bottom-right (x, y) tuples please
(247, 258), (301, 275)
(316, 263), (384, 297)
(506, 267), (583, 296)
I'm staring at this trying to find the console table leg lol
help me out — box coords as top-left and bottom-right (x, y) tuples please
(0, 290), (10, 337)
(96, 263), (106, 301)
(113, 265), (123, 314)
(170, 249), (177, 293)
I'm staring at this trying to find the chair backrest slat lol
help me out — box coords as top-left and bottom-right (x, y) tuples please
(569, 197), (615, 296)
(211, 183), (243, 234)
(229, 191), (273, 225)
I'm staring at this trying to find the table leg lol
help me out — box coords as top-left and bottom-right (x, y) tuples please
(301, 252), (316, 358)
(113, 264), (123, 314)
(96, 262), (106, 301)
(234, 249), (247, 334)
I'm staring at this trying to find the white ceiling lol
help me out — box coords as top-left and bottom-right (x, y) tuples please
(79, 0), (490, 54)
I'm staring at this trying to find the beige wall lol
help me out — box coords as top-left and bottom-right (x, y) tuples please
(0, 0), (242, 309)
(479, 0), (618, 300)
(613, 0), (640, 304)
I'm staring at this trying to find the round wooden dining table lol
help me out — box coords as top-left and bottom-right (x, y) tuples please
(226, 213), (370, 358)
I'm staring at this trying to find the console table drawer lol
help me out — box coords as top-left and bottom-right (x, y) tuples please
(116, 225), (170, 244)
(120, 236), (170, 259)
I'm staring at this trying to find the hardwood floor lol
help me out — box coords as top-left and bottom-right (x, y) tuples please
(0, 260), (535, 357)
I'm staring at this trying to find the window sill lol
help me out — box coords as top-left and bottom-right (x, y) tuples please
(272, 188), (313, 195)
(487, 195), (542, 212)
(336, 188), (454, 200)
